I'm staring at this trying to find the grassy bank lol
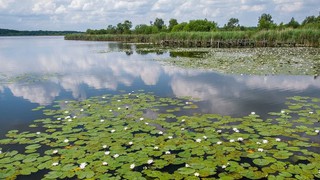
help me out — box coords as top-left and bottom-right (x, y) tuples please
(65, 29), (320, 47)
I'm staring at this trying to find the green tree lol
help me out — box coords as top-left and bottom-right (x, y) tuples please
(184, 19), (216, 32)
(258, 13), (276, 30)
(224, 18), (240, 30)
(154, 18), (165, 30)
(106, 25), (116, 34)
(171, 22), (188, 32)
(168, 18), (178, 32)
(286, 17), (299, 28)
(123, 20), (132, 34)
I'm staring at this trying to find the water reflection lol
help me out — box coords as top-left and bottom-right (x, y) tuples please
(0, 36), (320, 118)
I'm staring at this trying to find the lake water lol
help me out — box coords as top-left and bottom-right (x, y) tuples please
(1, 36), (320, 136)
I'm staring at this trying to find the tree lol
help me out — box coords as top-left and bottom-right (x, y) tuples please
(168, 18), (178, 32)
(183, 19), (216, 32)
(258, 13), (276, 30)
(224, 18), (240, 30)
(122, 20), (132, 34)
(286, 17), (299, 28)
(154, 18), (164, 30)
(171, 22), (188, 32)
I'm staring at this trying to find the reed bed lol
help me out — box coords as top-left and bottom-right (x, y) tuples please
(65, 29), (320, 47)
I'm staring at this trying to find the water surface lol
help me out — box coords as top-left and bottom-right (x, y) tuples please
(1, 36), (320, 136)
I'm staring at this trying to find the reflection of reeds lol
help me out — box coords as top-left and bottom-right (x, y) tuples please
(65, 29), (320, 47)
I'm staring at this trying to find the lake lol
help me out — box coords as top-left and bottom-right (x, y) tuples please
(0, 36), (320, 179)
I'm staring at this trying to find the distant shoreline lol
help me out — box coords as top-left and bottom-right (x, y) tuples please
(0, 28), (82, 36)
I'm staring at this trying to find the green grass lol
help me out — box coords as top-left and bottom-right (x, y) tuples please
(65, 29), (320, 47)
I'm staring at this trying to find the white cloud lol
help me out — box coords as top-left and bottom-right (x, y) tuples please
(32, 0), (57, 14)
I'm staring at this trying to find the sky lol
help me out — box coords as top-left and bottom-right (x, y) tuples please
(0, 0), (319, 31)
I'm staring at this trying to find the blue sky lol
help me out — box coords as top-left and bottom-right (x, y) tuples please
(0, 0), (319, 31)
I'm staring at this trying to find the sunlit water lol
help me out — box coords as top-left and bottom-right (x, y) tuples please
(1, 36), (320, 137)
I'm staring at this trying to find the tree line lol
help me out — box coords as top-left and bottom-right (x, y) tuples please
(0, 29), (80, 36)
(86, 13), (320, 35)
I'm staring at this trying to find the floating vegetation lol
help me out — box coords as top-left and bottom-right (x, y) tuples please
(0, 92), (320, 179)
(0, 73), (61, 84)
(158, 47), (320, 76)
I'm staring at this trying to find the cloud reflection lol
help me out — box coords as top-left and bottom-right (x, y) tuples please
(1, 38), (319, 110)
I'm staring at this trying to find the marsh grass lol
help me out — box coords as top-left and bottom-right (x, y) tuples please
(65, 29), (320, 47)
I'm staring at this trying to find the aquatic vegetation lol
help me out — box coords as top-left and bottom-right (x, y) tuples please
(158, 47), (320, 76)
(0, 92), (320, 179)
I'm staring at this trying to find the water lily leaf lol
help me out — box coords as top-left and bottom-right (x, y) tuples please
(177, 167), (195, 175)
(253, 159), (270, 166)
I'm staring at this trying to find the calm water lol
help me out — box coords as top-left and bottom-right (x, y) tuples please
(1, 36), (320, 137)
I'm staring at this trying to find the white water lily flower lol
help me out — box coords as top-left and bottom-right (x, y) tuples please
(181, 119), (185, 122)
(0, 150), (2, 154)
(154, 146), (159, 150)
(145, 122), (149, 125)
(275, 138), (281, 142)
(124, 127), (128, 130)
(104, 151), (110, 155)
(80, 109), (84, 112)
(79, 162), (87, 169)
(52, 162), (59, 166)
(147, 159), (153, 164)
(251, 112), (255, 115)
(128, 141), (133, 145)
(53, 150), (58, 154)
(281, 110), (285, 113)
(65, 116), (71, 119)
(158, 131), (163, 135)
(136, 96), (139, 97)
(237, 137), (244, 142)
(203, 136), (207, 139)
(217, 141), (222, 145)
(111, 129), (115, 133)
(36, 132), (41, 135)
(168, 136), (173, 139)
(194, 172), (200, 177)
(102, 145), (108, 149)
(309, 111), (313, 114)
(185, 164), (190, 167)
(117, 100), (121, 102)
(73, 116), (77, 119)
(256, 142), (261, 145)
(165, 151), (171, 154)
(130, 163), (135, 169)
(217, 130), (222, 133)
(64, 111), (69, 114)
(181, 128), (185, 130)
(185, 102), (189, 105)
(102, 162), (108, 166)
(229, 139), (235, 143)
(102, 96), (106, 99)
(315, 129), (320, 133)
(196, 138), (201, 143)
(100, 119), (104, 122)
(222, 165), (227, 169)
(68, 119), (72, 122)
(63, 139), (69, 143)
(140, 117), (144, 121)
(65, 101), (68, 104)
(57, 118), (61, 120)
(143, 166), (148, 170)
(232, 127), (238, 131)
(128, 93), (131, 95)
(118, 107), (121, 110)
(109, 109), (113, 112)
(262, 140), (268, 144)
(258, 148), (264, 152)
(113, 154), (119, 158)
(234, 129), (240, 133)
